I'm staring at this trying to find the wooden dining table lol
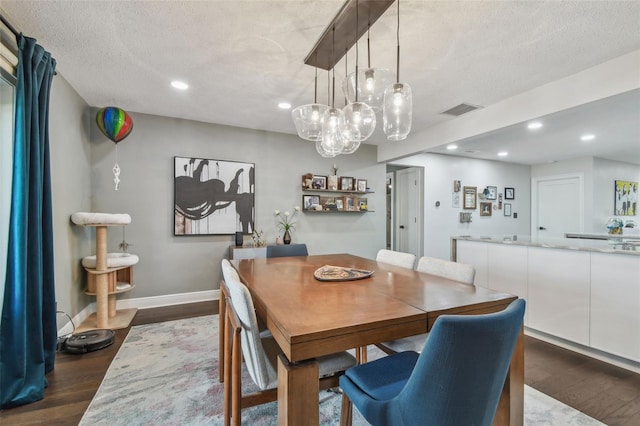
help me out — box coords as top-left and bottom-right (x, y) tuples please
(232, 253), (522, 426)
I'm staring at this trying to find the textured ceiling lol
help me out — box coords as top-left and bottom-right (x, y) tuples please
(2, 0), (640, 164)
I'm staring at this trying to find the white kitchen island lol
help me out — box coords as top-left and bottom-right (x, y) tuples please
(452, 235), (640, 372)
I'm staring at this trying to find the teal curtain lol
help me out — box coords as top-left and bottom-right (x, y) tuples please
(1, 34), (57, 408)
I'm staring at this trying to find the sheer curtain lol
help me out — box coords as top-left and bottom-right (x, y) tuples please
(1, 34), (57, 408)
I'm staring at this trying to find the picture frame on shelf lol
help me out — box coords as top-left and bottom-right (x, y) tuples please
(358, 198), (368, 211)
(303, 195), (321, 211)
(311, 175), (327, 190)
(343, 195), (356, 211)
(463, 186), (477, 210)
(328, 175), (339, 190)
(504, 203), (512, 216)
(505, 187), (515, 200)
(356, 179), (367, 192)
(340, 176), (354, 191)
(486, 186), (497, 200)
(480, 202), (492, 216)
(335, 199), (344, 210)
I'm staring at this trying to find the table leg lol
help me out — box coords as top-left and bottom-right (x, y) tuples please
(493, 325), (524, 426)
(277, 354), (319, 426)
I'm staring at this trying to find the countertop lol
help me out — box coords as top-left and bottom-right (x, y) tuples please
(452, 235), (640, 256)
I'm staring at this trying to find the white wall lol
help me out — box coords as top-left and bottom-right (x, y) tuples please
(532, 156), (640, 233)
(593, 157), (640, 230)
(88, 112), (386, 299)
(391, 153), (531, 260)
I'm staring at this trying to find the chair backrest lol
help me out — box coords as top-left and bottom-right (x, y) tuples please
(220, 259), (277, 390)
(416, 256), (475, 285)
(376, 249), (416, 269)
(395, 299), (525, 426)
(266, 243), (308, 258)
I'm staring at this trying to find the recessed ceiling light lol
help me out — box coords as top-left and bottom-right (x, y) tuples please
(527, 121), (543, 130)
(497, 151), (509, 157)
(446, 144), (458, 150)
(278, 102), (292, 110)
(171, 80), (189, 90)
(580, 134), (595, 141)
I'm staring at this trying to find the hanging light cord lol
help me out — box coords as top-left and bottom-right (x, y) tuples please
(354, 0), (359, 102)
(331, 26), (336, 107)
(396, 0), (401, 83)
(367, 27), (371, 69)
(314, 53), (318, 104)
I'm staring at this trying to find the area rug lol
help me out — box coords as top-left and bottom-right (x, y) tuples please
(79, 315), (605, 426)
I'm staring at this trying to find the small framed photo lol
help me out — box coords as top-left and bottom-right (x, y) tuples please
(335, 198), (344, 210)
(480, 202), (492, 216)
(343, 195), (356, 211)
(311, 175), (327, 190)
(328, 175), (339, 190)
(358, 198), (368, 211)
(505, 187), (515, 200)
(453, 180), (461, 192)
(356, 179), (367, 192)
(486, 186), (497, 200)
(340, 176), (354, 191)
(463, 186), (477, 210)
(504, 203), (512, 216)
(302, 195), (320, 211)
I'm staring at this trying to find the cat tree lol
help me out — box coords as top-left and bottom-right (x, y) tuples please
(71, 212), (139, 330)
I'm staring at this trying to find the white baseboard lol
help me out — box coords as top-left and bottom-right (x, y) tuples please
(57, 290), (220, 337)
(525, 327), (640, 374)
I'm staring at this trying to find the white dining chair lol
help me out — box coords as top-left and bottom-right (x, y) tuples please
(376, 256), (476, 354)
(221, 259), (356, 426)
(375, 249), (416, 269)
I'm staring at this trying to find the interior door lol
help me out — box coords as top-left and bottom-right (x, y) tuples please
(533, 175), (583, 238)
(395, 167), (422, 257)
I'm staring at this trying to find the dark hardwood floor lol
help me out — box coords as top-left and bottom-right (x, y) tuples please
(2, 301), (639, 425)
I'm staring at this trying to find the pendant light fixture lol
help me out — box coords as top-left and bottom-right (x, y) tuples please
(320, 27), (347, 157)
(292, 55), (328, 141)
(343, 27), (394, 112)
(342, 0), (376, 150)
(316, 69), (338, 157)
(383, 0), (412, 141)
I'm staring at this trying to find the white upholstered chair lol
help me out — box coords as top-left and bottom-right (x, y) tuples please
(376, 256), (476, 354)
(220, 259), (356, 426)
(375, 249), (416, 269)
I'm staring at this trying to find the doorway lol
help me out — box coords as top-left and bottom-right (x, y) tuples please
(387, 166), (424, 258)
(531, 174), (584, 238)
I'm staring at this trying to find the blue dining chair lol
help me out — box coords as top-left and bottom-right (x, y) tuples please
(339, 299), (526, 426)
(266, 243), (308, 258)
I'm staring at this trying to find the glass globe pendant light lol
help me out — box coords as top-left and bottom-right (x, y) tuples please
(292, 61), (328, 141)
(342, 0), (376, 149)
(383, 0), (412, 141)
(343, 28), (394, 112)
(321, 27), (347, 157)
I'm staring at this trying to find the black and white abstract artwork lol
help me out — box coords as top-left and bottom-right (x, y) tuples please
(174, 156), (255, 235)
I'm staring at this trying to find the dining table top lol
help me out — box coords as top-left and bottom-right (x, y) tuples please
(232, 253), (517, 361)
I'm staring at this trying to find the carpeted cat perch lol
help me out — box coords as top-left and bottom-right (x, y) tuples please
(71, 212), (139, 331)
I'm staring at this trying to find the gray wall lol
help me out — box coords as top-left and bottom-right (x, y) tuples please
(88, 111), (386, 299)
(49, 75), (93, 317)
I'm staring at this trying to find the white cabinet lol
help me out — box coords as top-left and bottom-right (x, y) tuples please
(590, 253), (640, 362)
(527, 247), (590, 346)
(229, 245), (266, 260)
(455, 240), (489, 287)
(487, 244), (529, 325)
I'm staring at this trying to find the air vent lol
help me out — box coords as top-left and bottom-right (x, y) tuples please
(441, 103), (483, 116)
(464, 149), (479, 154)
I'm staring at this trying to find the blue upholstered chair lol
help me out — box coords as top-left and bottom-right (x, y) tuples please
(340, 299), (526, 426)
(266, 243), (308, 258)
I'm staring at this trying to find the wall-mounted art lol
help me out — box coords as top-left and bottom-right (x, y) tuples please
(480, 202), (492, 216)
(174, 156), (255, 236)
(505, 187), (515, 200)
(615, 180), (638, 216)
(463, 186), (477, 209)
